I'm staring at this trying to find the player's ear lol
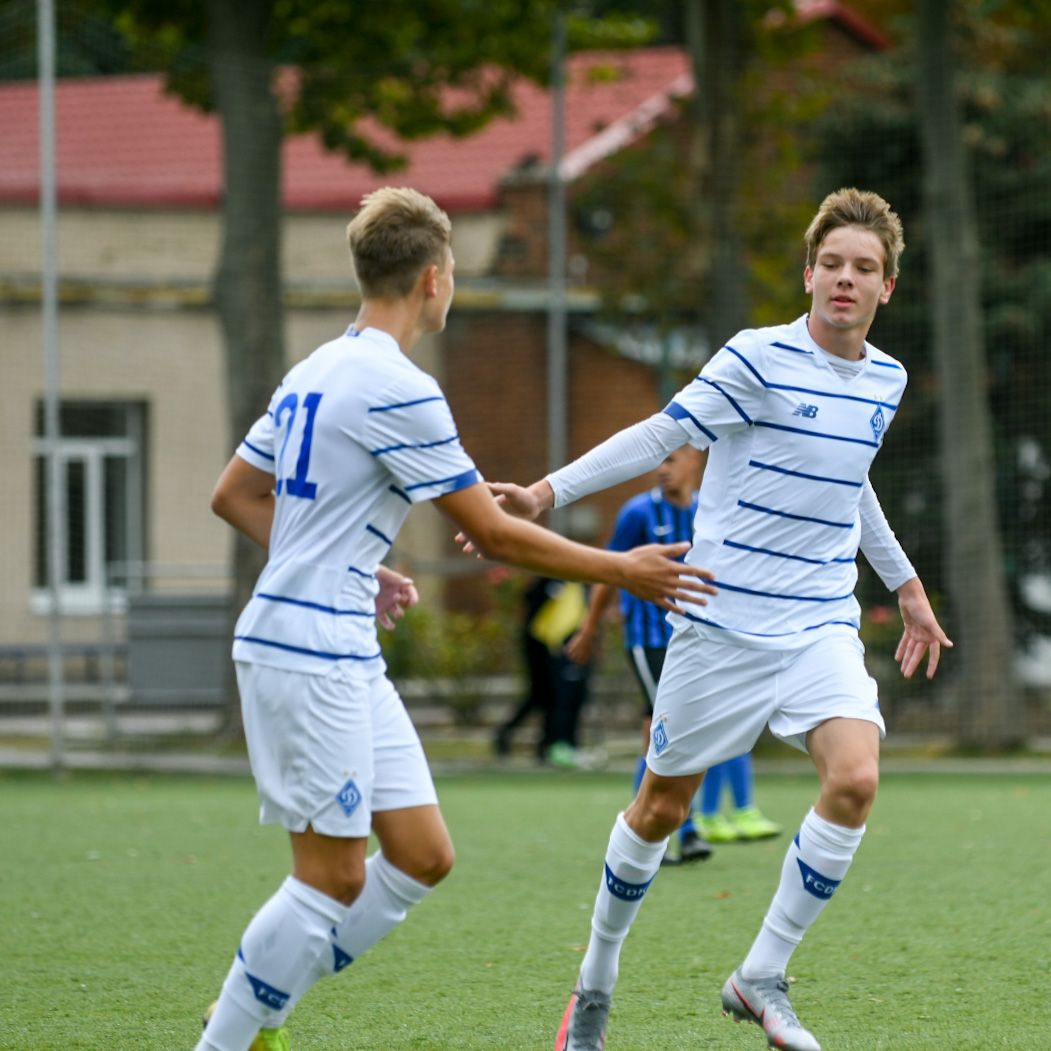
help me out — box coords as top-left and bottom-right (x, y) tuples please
(421, 263), (439, 298)
(803, 266), (814, 295)
(879, 275), (896, 305)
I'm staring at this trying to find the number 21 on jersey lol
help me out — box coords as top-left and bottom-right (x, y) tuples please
(274, 391), (322, 499)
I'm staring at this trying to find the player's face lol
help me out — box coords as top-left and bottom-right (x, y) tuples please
(657, 447), (702, 500)
(804, 226), (895, 340)
(423, 248), (456, 333)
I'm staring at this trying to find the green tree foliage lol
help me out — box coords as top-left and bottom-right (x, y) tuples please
(812, 3), (1051, 686)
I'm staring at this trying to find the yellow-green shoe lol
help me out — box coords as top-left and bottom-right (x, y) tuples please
(731, 805), (782, 841)
(250, 1027), (291, 1051)
(696, 812), (739, 843)
(203, 1001), (291, 1051)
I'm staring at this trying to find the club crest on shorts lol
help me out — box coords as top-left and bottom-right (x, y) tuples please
(652, 718), (669, 756)
(336, 778), (362, 816)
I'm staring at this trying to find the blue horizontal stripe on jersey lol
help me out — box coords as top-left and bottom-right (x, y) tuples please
(682, 611), (860, 636)
(709, 578), (856, 602)
(370, 434), (459, 456)
(748, 459), (864, 488)
(404, 467), (480, 492)
(737, 499), (854, 529)
(388, 484), (411, 503)
(367, 396), (444, 414)
(871, 359), (903, 370)
(771, 341), (812, 356)
(755, 421), (879, 448)
(366, 524), (393, 546)
(663, 401), (718, 442)
(347, 565), (375, 578)
(723, 538), (856, 565)
(727, 346), (899, 409)
(243, 439), (275, 462)
(256, 593), (374, 617)
(694, 376), (752, 423)
(235, 635), (382, 661)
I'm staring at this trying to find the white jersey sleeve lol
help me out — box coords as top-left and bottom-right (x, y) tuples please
(546, 412), (687, 508)
(664, 340), (770, 447)
(859, 477), (916, 592)
(236, 389), (283, 473)
(363, 376), (480, 503)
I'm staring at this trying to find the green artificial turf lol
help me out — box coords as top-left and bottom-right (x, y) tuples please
(0, 768), (1048, 1049)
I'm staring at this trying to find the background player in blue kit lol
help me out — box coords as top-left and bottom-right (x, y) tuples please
(196, 187), (716, 1051)
(489, 188), (953, 1051)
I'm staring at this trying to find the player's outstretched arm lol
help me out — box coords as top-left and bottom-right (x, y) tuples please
(211, 456), (276, 549)
(894, 577), (953, 679)
(437, 483), (715, 613)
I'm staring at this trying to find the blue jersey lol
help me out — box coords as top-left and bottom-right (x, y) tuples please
(608, 488), (698, 649)
(233, 326), (480, 678)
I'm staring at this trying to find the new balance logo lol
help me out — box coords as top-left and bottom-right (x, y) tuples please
(793, 403), (819, 418)
(796, 858), (841, 899)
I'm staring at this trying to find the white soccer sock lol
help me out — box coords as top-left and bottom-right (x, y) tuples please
(741, 807), (864, 980)
(264, 852), (433, 1028)
(579, 812), (666, 996)
(195, 876), (348, 1051)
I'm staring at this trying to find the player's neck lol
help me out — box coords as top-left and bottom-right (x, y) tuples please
(352, 302), (424, 355)
(806, 313), (868, 361)
(661, 486), (691, 508)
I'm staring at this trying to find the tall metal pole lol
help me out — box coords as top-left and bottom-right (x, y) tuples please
(547, 8), (568, 533)
(38, 0), (66, 774)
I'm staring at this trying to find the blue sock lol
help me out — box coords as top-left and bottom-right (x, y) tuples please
(701, 761), (728, 816)
(727, 754), (753, 809)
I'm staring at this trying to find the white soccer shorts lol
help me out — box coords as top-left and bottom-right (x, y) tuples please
(646, 625), (885, 777)
(236, 661), (438, 837)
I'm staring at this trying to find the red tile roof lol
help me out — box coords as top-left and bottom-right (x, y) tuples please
(0, 48), (691, 214)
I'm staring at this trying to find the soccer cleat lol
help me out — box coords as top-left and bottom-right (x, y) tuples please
(202, 1000), (291, 1051)
(721, 970), (821, 1051)
(731, 806), (783, 841)
(696, 812), (740, 843)
(679, 828), (713, 862)
(555, 980), (611, 1050)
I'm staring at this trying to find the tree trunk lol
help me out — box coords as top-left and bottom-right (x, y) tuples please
(207, 0), (285, 733)
(916, 0), (1023, 750)
(685, 0), (749, 346)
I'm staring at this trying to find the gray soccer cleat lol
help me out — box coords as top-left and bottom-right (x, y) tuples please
(555, 980), (611, 1050)
(721, 969), (821, 1051)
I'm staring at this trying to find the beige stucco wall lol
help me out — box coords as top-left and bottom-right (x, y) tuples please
(0, 206), (504, 285)
(0, 203), (469, 646)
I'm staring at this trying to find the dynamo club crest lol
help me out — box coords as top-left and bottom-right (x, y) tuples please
(336, 778), (362, 817)
(869, 405), (885, 444)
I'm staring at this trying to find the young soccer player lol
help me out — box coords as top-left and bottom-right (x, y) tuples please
(196, 187), (715, 1051)
(488, 188), (952, 1051)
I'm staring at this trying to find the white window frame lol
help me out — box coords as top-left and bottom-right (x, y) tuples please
(31, 434), (139, 616)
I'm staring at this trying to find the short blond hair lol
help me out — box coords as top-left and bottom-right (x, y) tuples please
(804, 188), (905, 278)
(346, 187), (452, 298)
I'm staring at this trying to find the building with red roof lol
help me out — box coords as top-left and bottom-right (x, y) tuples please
(0, 8), (886, 653)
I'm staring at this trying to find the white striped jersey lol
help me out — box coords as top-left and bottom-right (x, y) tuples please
(232, 326), (480, 676)
(666, 314), (907, 647)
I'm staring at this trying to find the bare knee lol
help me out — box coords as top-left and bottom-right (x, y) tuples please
(406, 841), (455, 887)
(820, 761), (879, 826)
(626, 786), (693, 840)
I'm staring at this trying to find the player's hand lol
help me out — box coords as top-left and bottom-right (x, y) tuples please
(620, 542), (717, 614)
(894, 578), (953, 679)
(565, 628), (597, 666)
(487, 481), (544, 520)
(375, 571), (419, 630)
